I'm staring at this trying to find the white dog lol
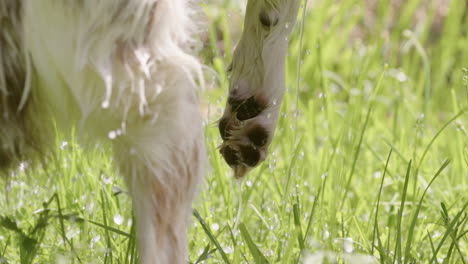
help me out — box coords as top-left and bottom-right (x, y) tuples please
(0, 0), (299, 263)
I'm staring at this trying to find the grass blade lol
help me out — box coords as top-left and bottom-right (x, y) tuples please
(238, 223), (269, 264)
(430, 201), (468, 263)
(393, 160), (412, 264)
(372, 149), (392, 254)
(404, 159), (450, 263)
(193, 209), (231, 264)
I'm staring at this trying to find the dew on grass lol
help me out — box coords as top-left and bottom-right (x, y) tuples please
(114, 214), (124, 225)
(211, 222), (220, 231)
(373, 171), (382, 179)
(102, 175), (112, 185)
(223, 245), (233, 254)
(269, 159), (277, 171)
(19, 161), (28, 171)
(299, 151), (304, 160)
(91, 234), (101, 246)
(321, 172), (328, 180)
(108, 130), (117, 140)
(343, 237), (354, 253)
(85, 202), (95, 214)
(60, 141), (68, 150)
(246, 180), (253, 187)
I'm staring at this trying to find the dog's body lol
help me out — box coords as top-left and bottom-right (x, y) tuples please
(0, 0), (299, 263)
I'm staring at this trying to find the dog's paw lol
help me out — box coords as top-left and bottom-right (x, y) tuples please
(218, 92), (279, 179)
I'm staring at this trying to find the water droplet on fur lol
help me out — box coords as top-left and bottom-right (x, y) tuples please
(101, 101), (110, 109)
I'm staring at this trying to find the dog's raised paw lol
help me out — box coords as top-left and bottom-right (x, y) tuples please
(218, 93), (276, 179)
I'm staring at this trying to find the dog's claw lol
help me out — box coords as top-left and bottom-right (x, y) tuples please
(233, 165), (250, 179)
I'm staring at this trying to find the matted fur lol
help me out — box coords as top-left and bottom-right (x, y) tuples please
(0, 0), (299, 263)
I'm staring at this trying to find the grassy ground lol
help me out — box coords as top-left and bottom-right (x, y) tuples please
(1, 0), (467, 263)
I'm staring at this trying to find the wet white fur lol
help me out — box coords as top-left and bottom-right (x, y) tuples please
(19, 0), (204, 263)
(1, 0), (299, 263)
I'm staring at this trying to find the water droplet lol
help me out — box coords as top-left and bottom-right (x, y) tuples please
(269, 159), (276, 171)
(60, 141), (68, 150)
(108, 131), (117, 139)
(114, 214), (124, 225)
(373, 171), (382, 179)
(321, 172), (328, 180)
(211, 223), (220, 231)
(224, 246), (234, 254)
(91, 235), (101, 244)
(101, 101), (110, 109)
(343, 237), (354, 253)
(102, 176), (112, 185)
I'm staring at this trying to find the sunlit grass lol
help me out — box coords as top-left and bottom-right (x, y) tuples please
(1, 0), (467, 263)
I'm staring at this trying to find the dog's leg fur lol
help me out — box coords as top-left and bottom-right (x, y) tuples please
(113, 88), (205, 263)
(219, 0), (300, 178)
(0, 1), (39, 173)
(2, 0), (205, 263)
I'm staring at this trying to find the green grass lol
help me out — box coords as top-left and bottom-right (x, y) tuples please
(1, 0), (467, 263)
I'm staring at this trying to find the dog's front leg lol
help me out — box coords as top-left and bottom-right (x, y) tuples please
(114, 90), (205, 264)
(219, 0), (300, 178)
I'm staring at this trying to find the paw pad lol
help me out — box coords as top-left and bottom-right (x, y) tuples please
(219, 94), (271, 177)
(230, 96), (266, 121)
